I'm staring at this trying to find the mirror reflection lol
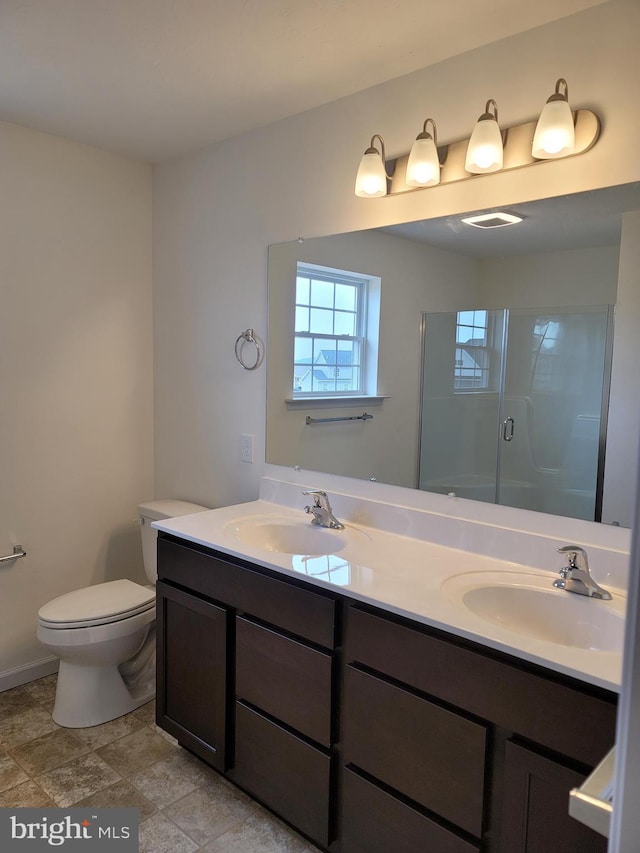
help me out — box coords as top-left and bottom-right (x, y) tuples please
(267, 183), (640, 527)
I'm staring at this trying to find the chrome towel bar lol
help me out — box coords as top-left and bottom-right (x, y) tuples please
(0, 545), (26, 564)
(306, 412), (373, 425)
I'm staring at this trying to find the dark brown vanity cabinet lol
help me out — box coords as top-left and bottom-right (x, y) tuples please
(156, 534), (616, 853)
(156, 535), (338, 849)
(342, 605), (616, 853)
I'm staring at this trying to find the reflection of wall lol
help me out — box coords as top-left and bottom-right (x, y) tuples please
(603, 210), (640, 527)
(477, 246), (619, 308)
(268, 231), (477, 487)
(271, 233), (621, 499)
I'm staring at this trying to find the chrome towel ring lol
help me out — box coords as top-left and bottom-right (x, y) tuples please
(234, 328), (263, 370)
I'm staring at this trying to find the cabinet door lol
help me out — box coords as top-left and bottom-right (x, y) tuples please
(156, 581), (227, 770)
(501, 741), (608, 853)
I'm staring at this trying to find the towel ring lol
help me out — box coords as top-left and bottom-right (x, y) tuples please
(235, 329), (262, 370)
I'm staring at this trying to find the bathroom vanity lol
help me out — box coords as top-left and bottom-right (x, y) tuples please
(154, 496), (622, 853)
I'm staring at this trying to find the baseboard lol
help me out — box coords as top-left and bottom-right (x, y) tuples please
(0, 656), (59, 692)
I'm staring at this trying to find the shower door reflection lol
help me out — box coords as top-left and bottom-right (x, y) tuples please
(418, 306), (612, 521)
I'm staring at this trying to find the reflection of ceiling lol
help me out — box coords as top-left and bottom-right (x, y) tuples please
(380, 183), (640, 258)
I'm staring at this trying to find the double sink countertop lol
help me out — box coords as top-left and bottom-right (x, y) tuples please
(154, 498), (627, 694)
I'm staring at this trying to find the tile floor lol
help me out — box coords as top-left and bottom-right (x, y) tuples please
(0, 674), (321, 853)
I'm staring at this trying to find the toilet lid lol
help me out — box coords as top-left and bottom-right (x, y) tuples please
(38, 580), (155, 628)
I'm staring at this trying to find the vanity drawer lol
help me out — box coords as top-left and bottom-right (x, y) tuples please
(158, 537), (336, 647)
(342, 767), (480, 853)
(346, 605), (616, 767)
(233, 701), (331, 847)
(343, 665), (486, 837)
(236, 616), (333, 745)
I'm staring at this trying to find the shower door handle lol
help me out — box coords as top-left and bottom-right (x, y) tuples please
(502, 417), (515, 442)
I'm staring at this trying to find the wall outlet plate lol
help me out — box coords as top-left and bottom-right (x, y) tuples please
(240, 433), (254, 463)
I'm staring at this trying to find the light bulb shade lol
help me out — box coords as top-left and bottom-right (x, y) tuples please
(406, 135), (440, 187)
(355, 149), (388, 197)
(465, 116), (503, 174)
(532, 98), (575, 158)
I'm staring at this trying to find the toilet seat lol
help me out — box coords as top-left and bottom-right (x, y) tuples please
(38, 579), (155, 629)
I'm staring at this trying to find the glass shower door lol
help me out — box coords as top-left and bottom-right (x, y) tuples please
(418, 309), (506, 504)
(499, 306), (611, 520)
(418, 306), (612, 521)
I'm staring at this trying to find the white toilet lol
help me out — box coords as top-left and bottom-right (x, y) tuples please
(37, 499), (208, 728)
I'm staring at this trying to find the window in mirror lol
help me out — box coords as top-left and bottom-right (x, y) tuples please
(293, 263), (378, 397)
(455, 310), (492, 390)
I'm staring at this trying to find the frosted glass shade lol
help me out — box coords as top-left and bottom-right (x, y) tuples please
(355, 150), (388, 197)
(406, 135), (440, 187)
(532, 98), (575, 158)
(465, 117), (503, 174)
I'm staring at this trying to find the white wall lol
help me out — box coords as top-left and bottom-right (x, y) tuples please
(0, 122), (153, 685)
(153, 0), (640, 513)
(267, 231), (477, 487)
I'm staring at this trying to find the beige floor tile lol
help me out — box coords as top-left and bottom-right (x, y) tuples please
(0, 779), (56, 807)
(23, 674), (58, 705)
(71, 713), (145, 751)
(164, 776), (257, 846)
(151, 723), (179, 746)
(9, 729), (88, 776)
(0, 705), (60, 750)
(0, 753), (29, 793)
(37, 752), (121, 807)
(129, 750), (215, 810)
(75, 778), (158, 822)
(0, 685), (39, 719)
(132, 700), (156, 726)
(202, 810), (311, 853)
(96, 726), (175, 776)
(138, 812), (199, 853)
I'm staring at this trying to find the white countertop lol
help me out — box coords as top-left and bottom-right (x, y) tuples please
(154, 499), (625, 693)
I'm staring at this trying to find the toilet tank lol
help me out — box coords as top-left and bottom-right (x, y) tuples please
(138, 499), (209, 583)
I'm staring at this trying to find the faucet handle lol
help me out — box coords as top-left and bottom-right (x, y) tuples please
(302, 489), (328, 507)
(557, 544), (588, 572)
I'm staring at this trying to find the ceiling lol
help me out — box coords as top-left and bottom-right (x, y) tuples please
(0, 0), (606, 163)
(380, 183), (640, 257)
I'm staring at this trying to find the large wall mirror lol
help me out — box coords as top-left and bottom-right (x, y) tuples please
(267, 183), (640, 528)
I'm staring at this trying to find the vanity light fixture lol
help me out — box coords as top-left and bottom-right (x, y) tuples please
(354, 134), (391, 197)
(465, 99), (503, 174)
(354, 78), (600, 198)
(532, 78), (575, 159)
(461, 211), (524, 228)
(406, 118), (441, 187)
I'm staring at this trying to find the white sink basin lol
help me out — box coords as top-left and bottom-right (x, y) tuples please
(225, 519), (349, 555)
(441, 571), (625, 651)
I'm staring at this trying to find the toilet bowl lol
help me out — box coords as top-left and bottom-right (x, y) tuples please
(37, 500), (208, 728)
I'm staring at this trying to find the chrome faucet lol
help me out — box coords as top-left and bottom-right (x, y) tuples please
(553, 545), (612, 600)
(302, 490), (345, 530)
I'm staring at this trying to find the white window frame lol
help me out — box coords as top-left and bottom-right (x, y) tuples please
(292, 263), (372, 399)
(453, 309), (495, 393)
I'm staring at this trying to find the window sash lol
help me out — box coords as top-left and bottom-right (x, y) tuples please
(293, 268), (366, 396)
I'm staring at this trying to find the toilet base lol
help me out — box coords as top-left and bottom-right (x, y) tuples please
(52, 658), (155, 728)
